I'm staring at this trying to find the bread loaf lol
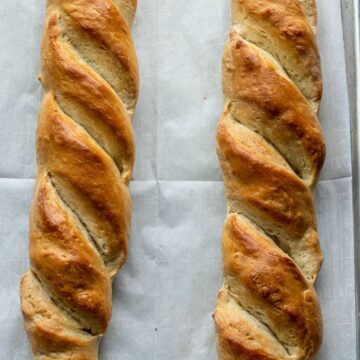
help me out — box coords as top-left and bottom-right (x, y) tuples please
(20, 1), (139, 358)
(213, 1), (326, 359)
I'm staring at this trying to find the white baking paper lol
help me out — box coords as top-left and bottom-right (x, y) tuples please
(0, 0), (355, 359)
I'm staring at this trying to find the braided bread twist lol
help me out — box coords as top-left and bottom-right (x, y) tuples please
(20, 1), (138, 358)
(213, 1), (326, 359)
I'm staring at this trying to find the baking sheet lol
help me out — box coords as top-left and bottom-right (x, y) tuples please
(343, 0), (360, 357)
(0, 0), (356, 359)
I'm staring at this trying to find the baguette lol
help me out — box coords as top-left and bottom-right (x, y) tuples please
(213, 1), (326, 359)
(20, 1), (139, 358)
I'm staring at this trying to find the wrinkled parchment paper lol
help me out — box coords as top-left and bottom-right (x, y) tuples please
(0, 0), (355, 359)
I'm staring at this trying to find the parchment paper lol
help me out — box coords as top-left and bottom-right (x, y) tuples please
(0, 0), (356, 359)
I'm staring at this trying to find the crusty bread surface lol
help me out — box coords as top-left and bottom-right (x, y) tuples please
(20, 1), (139, 359)
(213, 1), (326, 359)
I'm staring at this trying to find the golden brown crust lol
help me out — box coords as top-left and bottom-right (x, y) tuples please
(21, 271), (100, 358)
(41, 10), (136, 181)
(36, 93), (131, 275)
(232, 0), (322, 111)
(216, 214), (322, 359)
(58, 0), (139, 111)
(214, 289), (289, 360)
(214, 1), (324, 359)
(21, 0), (138, 358)
(222, 34), (325, 185)
(217, 113), (323, 282)
(29, 173), (112, 334)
